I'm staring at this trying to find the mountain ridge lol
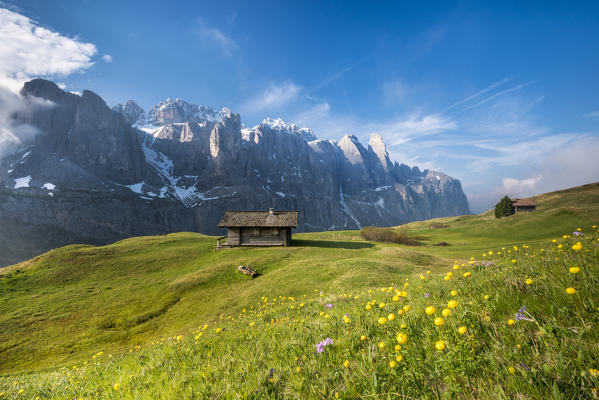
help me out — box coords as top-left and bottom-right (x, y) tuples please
(0, 79), (470, 266)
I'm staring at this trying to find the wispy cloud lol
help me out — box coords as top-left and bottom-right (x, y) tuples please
(310, 65), (355, 92)
(242, 81), (301, 114)
(442, 77), (512, 112)
(366, 113), (457, 145)
(102, 54), (112, 63)
(197, 24), (237, 57)
(584, 109), (599, 119)
(0, 7), (97, 93)
(459, 81), (534, 112)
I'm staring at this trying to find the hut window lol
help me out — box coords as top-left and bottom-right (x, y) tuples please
(273, 228), (279, 236)
(252, 228), (260, 236)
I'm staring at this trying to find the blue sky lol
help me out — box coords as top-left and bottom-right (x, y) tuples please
(1, 0), (598, 212)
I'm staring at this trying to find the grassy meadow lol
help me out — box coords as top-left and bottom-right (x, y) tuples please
(0, 182), (598, 398)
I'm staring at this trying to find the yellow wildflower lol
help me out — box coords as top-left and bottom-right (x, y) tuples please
(458, 326), (467, 334)
(396, 332), (408, 344)
(569, 267), (581, 274)
(435, 340), (446, 351)
(425, 306), (436, 315)
(566, 287), (577, 294)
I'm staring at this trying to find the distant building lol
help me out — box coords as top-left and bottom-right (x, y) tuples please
(511, 198), (538, 213)
(217, 208), (298, 248)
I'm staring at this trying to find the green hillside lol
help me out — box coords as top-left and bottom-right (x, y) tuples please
(0, 183), (598, 398)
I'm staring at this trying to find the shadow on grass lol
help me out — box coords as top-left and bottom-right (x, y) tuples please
(291, 239), (375, 249)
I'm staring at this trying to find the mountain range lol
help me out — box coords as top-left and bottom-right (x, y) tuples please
(0, 79), (469, 266)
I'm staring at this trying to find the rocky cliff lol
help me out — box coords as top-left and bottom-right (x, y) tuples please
(0, 79), (469, 266)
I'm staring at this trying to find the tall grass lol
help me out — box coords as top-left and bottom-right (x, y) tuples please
(360, 226), (422, 246)
(2, 226), (597, 399)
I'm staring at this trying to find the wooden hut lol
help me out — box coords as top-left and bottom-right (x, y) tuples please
(216, 208), (298, 248)
(511, 198), (538, 213)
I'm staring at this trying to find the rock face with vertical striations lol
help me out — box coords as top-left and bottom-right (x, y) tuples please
(0, 79), (470, 266)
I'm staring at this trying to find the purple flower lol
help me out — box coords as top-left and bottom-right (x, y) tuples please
(324, 303), (334, 309)
(573, 231), (584, 236)
(515, 305), (526, 320)
(424, 293), (430, 298)
(269, 368), (274, 378)
(316, 338), (333, 353)
(515, 305), (535, 322)
(520, 362), (530, 371)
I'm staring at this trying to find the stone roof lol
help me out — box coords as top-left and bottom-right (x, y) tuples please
(218, 210), (298, 228)
(511, 198), (538, 207)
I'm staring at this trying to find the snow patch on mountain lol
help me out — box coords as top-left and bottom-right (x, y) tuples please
(338, 185), (361, 229)
(126, 182), (144, 194)
(13, 176), (31, 189)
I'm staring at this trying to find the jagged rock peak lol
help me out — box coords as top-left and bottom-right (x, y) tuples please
(339, 134), (367, 165)
(369, 133), (390, 171)
(148, 98), (223, 125)
(369, 133), (387, 157)
(112, 100), (146, 126)
(21, 78), (78, 103)
(258, 117), (317, 141)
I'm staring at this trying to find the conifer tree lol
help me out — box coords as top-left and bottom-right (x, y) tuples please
(494, 196), (515, 218)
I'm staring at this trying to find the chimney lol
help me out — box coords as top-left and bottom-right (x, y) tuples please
(269, 208), (274, 215)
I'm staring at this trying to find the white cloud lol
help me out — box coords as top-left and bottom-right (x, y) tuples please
(365, 113), (457, 145)
(500, 176), (543, 197)
(242, 81), (301, 114)
(0, 86), (54, 157)
(102, 54), (112, 63)
(197, 25), (237, 57)
(0, 8), (97, 93)
(584, 110), (599, 119)
(466, 134), (599, 213)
